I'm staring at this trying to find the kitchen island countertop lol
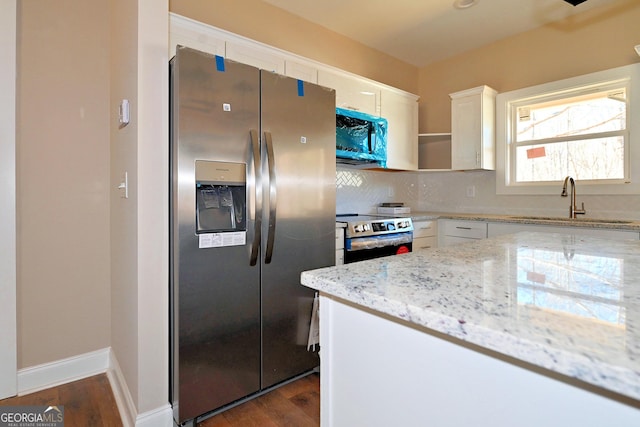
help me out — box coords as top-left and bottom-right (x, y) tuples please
(301, 231), (640, 404)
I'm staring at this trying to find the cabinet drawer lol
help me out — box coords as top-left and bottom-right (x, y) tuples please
(413, 236), (437, 250)
(413, 220), (437, 238)
(441, 220), (487, 239)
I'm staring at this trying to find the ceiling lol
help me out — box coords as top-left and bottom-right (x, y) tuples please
(262, 0), (616, 67)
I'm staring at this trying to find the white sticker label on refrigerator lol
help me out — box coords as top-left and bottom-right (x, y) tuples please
(199, 231), (246, 248)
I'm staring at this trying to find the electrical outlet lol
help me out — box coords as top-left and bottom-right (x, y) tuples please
(466, 186), (476, 198)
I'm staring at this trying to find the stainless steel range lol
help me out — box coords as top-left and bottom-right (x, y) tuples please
(336, 214), (413, 263)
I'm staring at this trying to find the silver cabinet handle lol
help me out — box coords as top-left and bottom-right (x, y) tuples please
(249, 129), (261, 266)
(456, 226), (472, 230)
(264, 131), (277, 264)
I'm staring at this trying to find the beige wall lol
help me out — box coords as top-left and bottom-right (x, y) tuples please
(109, 0), (169, 415)
(419, 0), (640, 133)
(17, 0), (169, 416)
(12, 0), (639, 416)
(17, 0), (110, 368)
(110, 0), (140, 407)
(169, 0), (419, 94)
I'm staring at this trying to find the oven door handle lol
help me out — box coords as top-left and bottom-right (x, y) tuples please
(346, 233), (412, 251)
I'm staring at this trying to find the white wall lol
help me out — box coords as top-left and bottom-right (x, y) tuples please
(417, 171), (640, 220)
(336, 168), (640, 221)
(0, 0), (17, 400)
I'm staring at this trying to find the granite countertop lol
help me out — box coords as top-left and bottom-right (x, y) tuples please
(408, 211), (640, 231)
(301, 232), (640, 403)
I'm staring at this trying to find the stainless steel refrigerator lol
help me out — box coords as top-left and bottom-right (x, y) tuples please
(169, 46), (336, 425)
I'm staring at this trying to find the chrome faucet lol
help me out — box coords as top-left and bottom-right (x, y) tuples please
(561, 176), (586, 219)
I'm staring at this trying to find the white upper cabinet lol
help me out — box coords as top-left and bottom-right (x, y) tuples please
(170, 13), (419, 170)
(169, 14), (225, 58)
(381, 89), (419, 170)
(285, 60), (318, 84)
(450, 85), (497, 170)
(317, 70), (380, 116)
(225, 41), (285, 74)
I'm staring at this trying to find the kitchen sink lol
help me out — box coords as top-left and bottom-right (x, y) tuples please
(508, 216), (634, 224)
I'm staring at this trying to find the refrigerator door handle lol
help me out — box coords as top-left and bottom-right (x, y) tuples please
(264, 131), (277, 264)
(249, 129), (262, 266)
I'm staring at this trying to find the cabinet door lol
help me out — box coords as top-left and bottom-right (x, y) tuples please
(335, 227), (345, 265)
(413, 220), (437, 238)
(226, 41), (285, 74)
(381, 89), (418, 170)
(170, 14), (226, 58)
(487, 222), (640, 240)
(439, 219), (487, 247)
(285, 60), (318, 84)
(451, 94), (481, 170)
(450, 86), (496, 171)
(317, 70), (379, 115)
(413, 236), (438, 250)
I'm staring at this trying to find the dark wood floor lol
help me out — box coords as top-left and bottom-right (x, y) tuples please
(0, 372), (320, 427)
(0, 373), (122, 427)
(199, 373), (319, 427)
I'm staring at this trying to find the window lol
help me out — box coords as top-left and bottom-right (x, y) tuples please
(496, 64), (640, 195)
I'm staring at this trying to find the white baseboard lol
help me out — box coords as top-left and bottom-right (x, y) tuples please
(17, 348), (110, 395)
(106, 349), (136, 427)
(107, 351), (174, 427)
(135, 404), (174, 427)
(17, 347), (174, 427)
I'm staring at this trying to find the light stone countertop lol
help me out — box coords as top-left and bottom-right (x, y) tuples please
(301, 231), (640, 403)
(408, 211), (640, 231)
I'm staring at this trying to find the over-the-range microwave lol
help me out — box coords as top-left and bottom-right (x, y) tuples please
(335, 107), (387, 168)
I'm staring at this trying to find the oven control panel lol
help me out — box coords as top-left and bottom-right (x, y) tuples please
(345, 218), (413, 238)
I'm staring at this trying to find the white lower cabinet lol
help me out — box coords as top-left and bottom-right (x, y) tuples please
(439, 219), (487, 247)
(318, 296), (638, 427)
(439, 219), (639, 246)
(487, 222), (640, 240)
(335, 226), (345, 265)
(412, 220), (437, 250)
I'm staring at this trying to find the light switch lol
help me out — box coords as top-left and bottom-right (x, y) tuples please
(119, 99), (130, 126)
(118, 172), (129, 199)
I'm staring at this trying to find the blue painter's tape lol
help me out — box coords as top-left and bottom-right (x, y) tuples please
(215, 55), (225, 72)
(297, 80), (304, 97)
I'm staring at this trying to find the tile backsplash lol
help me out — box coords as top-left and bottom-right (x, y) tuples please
(336, 166), (417, 214)
(336, 166), (640, 220)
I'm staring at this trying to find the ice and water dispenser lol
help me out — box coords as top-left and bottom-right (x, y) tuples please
(195, 160), (247, 247)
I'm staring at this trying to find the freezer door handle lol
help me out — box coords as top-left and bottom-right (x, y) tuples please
(264, 131), (277, 264)
(249, 129), (262, 266)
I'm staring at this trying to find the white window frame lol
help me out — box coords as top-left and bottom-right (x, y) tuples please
(496, 64), (640, 195)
